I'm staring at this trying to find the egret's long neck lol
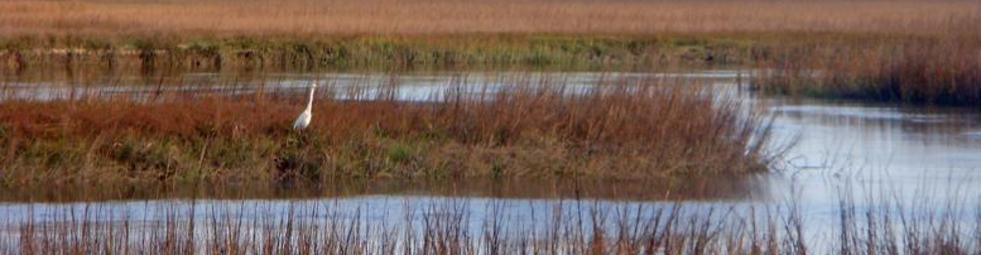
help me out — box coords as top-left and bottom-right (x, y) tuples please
(305, 86), (316, 111)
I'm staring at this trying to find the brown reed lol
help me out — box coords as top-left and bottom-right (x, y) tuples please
(755, 32), (981, 106)
(0, 75), (772, 185)
(2, 188), (978, 254)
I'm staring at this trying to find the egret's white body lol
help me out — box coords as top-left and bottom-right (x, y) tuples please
(293, 83), (317, 130)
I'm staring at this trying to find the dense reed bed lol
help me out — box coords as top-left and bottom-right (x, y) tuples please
(0, 75), (771, 186)
(755, 31), (981, 106)
(1, 187), (978, 254)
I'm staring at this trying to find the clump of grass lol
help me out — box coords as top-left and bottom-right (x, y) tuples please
(755, 31), (981, 106)
(0, 75), (771, 185)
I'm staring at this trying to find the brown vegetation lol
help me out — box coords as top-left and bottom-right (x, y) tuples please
(755, 28), (981, 105)
(1, 0), (977, 38)
(2, 0), (980, 105)
(0, 76), (771, 185)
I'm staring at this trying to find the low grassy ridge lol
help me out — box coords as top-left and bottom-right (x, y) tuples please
(0, 36), (762, 72)
(0, 77), (770, 186)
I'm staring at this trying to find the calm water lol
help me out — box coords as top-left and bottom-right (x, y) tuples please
(2, 71), (980, 246)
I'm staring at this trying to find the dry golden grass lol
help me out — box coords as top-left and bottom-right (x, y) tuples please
(0, 75), (771, 185)
(0, 0), (978, 38)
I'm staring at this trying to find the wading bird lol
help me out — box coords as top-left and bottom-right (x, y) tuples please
(293, 83), (317, 130)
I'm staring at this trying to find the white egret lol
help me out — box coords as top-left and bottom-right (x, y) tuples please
(293, 83), (317, 130)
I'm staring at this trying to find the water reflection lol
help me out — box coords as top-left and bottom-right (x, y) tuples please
(0, 176), (770, 203)
(771, 98), (981, 174)
(2, 70), (981, 235)
(1, 71), (742, 102)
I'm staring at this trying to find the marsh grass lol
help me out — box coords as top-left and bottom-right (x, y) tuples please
(2, 0), (979, 72)
(2, 0), (980, 105)
(755, 32), (981, 106)
(0, 74), (772, 185)
(0, 36), (753, 73)
(1, 0), (976, 37)
(2, 187), (979, 254)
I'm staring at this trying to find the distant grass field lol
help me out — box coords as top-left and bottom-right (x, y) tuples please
(2, 0), (980, 105)
(1, 0), (974, 37)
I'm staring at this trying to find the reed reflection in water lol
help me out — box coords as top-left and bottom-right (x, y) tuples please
(2, 181), (979, 254)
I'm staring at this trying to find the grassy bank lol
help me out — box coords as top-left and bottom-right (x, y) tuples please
(0, 76), (771, 186)
(0, 35), (759, 72)
(754, 32), (981, 106)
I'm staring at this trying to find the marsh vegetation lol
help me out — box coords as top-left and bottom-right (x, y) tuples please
(2, 182), (979, 255)
(2, 0), (981, 253)
(0, 74), (771, 186)
(2, 0), (980, 105)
